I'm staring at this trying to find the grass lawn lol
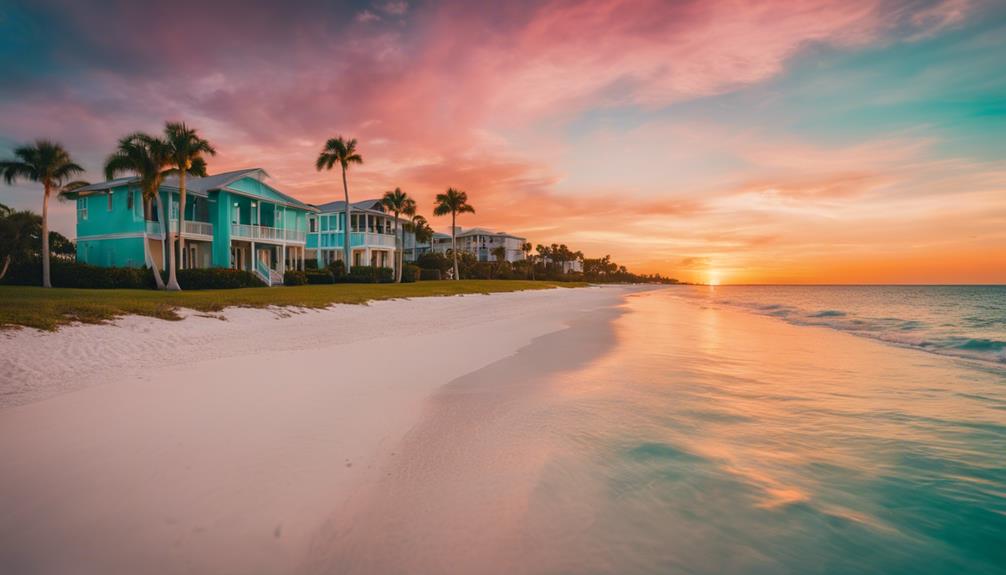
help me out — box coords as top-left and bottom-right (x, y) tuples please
(0, 280), (587, 331)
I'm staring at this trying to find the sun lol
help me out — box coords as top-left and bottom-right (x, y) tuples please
(707, 271), (721, 286)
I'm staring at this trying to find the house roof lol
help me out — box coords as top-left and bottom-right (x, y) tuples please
(66, 168), (315, 211)
(313, 198), (386, 213)
(455, 227), (526, 241)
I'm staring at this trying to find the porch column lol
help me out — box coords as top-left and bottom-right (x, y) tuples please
(281, 244), (287, 274)
(300, 246), (305, 270)
(250, 241), (256, 272)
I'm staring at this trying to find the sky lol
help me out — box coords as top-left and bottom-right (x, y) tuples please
(0, 0), (1003, 284)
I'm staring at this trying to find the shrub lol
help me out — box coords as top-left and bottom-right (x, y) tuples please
(327, 259), (346, 278)
(1, 260), (154, 289)
(419, 268), (442, 281)
(401, 263), (420, 283)
(283, 270), (308, 286)
(174, 268), (265, 289)
(342, 265), (393, 283)
(415, 252), (452, 273)
(303, 271), (336, 285)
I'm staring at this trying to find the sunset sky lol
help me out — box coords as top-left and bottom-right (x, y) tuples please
(1, 0), (1003, 284)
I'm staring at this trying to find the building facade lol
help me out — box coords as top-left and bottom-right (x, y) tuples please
(72, 169), (314, 285)
(429, 227), (527, 262)
(306, 199), (415, 271)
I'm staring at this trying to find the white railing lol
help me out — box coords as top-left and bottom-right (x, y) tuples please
(146, 220), (213, 237)
(182, 220), (213, 237)
(232, 224), (306, 243)
(254, 259), (272, 286)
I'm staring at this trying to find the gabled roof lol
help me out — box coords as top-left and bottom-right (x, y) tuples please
(455, 227), (526, 241)
(66, 168), (314, 211)
(161, 168), (265, 195)
(313, 198), (386, 213)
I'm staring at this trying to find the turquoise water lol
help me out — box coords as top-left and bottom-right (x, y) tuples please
(327, 286), (1006, 574)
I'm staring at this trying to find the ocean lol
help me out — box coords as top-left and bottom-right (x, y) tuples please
(320, 286), (1006, 574)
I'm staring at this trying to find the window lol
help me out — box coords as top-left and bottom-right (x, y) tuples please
(77, 197), (88, 221)
(310, 217), (318, 233)
(107, 191), (113, 211)
(127, 190), (134, 210)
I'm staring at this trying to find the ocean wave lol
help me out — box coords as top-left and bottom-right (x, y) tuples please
(677, 287), (1006, 366)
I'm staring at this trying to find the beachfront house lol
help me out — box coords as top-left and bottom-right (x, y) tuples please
(428, 227), (527, 263)
(306, 199), (416, 272)
(72, 168), (314, 285)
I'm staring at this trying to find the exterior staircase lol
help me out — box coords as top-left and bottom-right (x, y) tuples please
(254, 260), (284, 286)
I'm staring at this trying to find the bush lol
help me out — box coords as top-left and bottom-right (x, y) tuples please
(401, 263), (420, 283)
(305, 270), (335, 284)
(327, 259), (346, 278)
(1, 260), (154, 289)
(419, 268), (442, 281)
(283, 270), (308, 286)
(174, 268), (265, 289)
(342, 265), (393, 283)
(415, 252), (452, 273)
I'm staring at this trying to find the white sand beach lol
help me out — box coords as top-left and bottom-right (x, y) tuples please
(0, 285), (646, 574)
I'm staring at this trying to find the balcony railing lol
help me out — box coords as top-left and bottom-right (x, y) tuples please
(145, 219), (213, 238)
(315, 231), (398, 249)
(232, 224), (306, 243)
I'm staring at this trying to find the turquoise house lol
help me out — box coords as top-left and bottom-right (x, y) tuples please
(72, 168), (315, 285)
(306, 198), (416, 270)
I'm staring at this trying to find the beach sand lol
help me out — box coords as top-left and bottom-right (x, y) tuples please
(0, 285), (645, 574)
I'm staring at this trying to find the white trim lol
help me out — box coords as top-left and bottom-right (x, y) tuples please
(76, 232), (146, 241)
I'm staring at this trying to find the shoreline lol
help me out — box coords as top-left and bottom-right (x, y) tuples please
(0, 285), (651, 574)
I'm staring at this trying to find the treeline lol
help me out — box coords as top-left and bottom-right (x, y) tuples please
(0, 203), (74, 280)
(412, 250), (679, 284)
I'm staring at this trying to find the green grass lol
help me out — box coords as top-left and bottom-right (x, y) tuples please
(0, 280), (587, 331)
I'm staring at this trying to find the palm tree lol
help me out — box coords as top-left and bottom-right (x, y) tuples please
(432, 188), (475, 281)
(380, 188), (416, 283)
(164, 122), (216, 275)
(522, 241), (534, 280)
(0, 204), (41, 280)
(104, 133), (174, 290)
(0, 140), (85, 287)
(316, 137), (362, 272)
(408, 214), (433, 261)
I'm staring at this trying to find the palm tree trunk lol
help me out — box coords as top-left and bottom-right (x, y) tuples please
(341, 166), (351, 273)
(177, 172), (186, 271)
(0, 254), (10, 281)
(394, 215), (401, 283)
(41, 181), (52, 288)
(148, 196), (165, 290)
(451, 211), (459, 281)
(164, 190), (181, 290)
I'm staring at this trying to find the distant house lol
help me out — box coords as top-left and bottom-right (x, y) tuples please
(307, 199), (415, 271)
(426, 227), (526, 263)
(71, 168), (314, 285)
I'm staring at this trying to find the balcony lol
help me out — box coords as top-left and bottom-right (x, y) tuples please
(145, 219), (213, 239)
(315, 231), (398, 249)
(232, 223), (306, 243)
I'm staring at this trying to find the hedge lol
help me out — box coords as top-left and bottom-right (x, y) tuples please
(401, 264), (420, 283)
(419, 268), (441, 281)
(1, 260), (154, 289)
(283, 270), (308, 286)
(343, 265), (393, 283)
(305, 270), (335, 284)
(172, 268), (265, 289)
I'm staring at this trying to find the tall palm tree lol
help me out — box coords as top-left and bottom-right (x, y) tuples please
(164, 122), (215, 274)
(408, 214), (433, 262)
(522, 241), (534, 280)
(432, 188), (475, 281)
(0, 140), (85, 287)
(316, 137), (362, 272)
(380, 187), (416, 282)
(104, 133), (175, 290)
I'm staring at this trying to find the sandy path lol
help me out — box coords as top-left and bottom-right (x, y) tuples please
(0, 285), (642, 574)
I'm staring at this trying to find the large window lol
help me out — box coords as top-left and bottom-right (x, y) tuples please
(77, 197), (88, 221)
